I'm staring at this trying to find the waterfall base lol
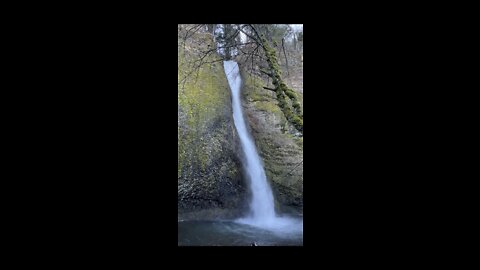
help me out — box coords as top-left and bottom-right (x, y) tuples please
(178, 219), (303, 246)
(235, 215), (303, 235)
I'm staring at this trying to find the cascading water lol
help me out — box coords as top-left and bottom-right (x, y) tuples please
(179, 24), (302, 246)
(224, 60), (276, 222)
(223, 60), (302, 234)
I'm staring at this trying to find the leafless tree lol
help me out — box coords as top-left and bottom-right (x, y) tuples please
(178, 24), (303, 134)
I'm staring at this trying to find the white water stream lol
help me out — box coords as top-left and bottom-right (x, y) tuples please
(223, 60), (302, 234)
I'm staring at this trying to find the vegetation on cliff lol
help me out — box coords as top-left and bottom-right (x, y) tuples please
(178, 24), (303, 217)
(178, 25), (247, 218)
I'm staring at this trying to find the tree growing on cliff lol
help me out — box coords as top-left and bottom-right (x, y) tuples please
(179, 24), (303, 134)
(236, 24), (303, 134)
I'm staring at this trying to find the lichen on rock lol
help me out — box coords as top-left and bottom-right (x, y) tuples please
(240, 65), (303, 213)
(178, 26), (247, 220)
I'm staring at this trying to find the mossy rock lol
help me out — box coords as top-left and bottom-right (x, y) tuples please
(178, 28), (247, 216)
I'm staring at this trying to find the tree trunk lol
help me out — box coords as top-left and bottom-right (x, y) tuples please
(259, 37), (303, 134)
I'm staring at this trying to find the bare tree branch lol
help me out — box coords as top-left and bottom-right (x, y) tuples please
(282, 38), (290, 77)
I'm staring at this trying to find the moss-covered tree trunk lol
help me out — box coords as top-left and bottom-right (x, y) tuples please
(260, 38), (303, 134)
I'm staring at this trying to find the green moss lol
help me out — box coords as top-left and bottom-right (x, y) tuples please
(290, 114), (303, 132)
(178, 37), (230, 174)
(281, 86), (302, 115)
(178, 53), (227, 125)
(243, 73), (271, 102)
(276, 92), (288, 108)
(294, 137), (303, 149)
(283, 86), (294, 97)
(255, 101), (281, 114)
(259, 39), (303, 134)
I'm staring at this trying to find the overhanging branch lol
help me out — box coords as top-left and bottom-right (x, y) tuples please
(263, 86), (276, 91)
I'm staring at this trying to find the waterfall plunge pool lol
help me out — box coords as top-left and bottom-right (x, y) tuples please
(178, 216), (303, 246)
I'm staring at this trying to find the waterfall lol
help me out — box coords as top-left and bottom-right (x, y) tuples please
(223, 61), (302, 234)
(224, 60), (276, 223)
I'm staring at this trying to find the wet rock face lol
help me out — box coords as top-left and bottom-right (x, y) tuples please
(178, 25), (303, 219)
(240, 67), (303, 213)
(178, 27), (247, 220)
